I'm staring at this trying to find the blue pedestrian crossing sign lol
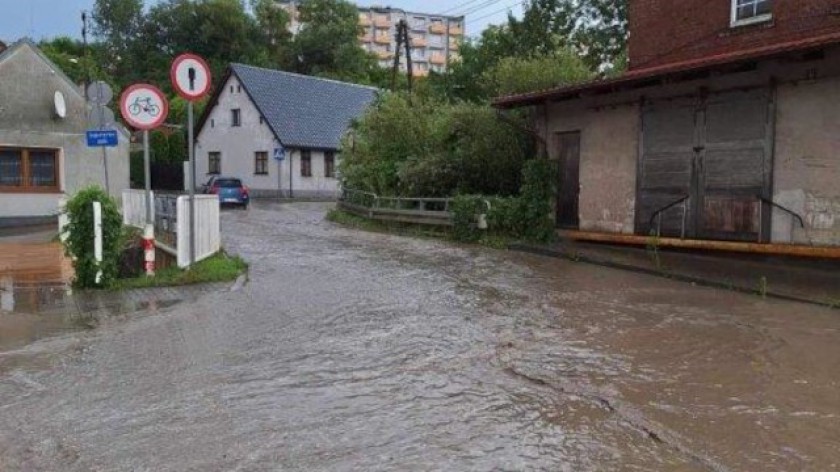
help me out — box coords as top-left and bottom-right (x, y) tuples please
(86, 130), (118, 147)
(273, 147), (285, 161)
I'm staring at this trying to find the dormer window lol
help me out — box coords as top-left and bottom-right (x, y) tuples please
(732, 0), (772, 27)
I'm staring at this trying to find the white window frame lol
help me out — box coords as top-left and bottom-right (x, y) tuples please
(731, 0), (772, 27)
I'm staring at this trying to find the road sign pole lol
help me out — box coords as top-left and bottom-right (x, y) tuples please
(143, 129), (155, 276)
(100, 105), (110, 194)
(188, 101), (196, 267)
(144, 129), (152, 224)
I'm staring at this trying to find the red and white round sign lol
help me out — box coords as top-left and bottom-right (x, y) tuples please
(171, 53), (212, 101)
(119, 84), (169, 130)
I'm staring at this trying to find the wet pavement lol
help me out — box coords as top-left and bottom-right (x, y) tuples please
(0, 201), (838, 471)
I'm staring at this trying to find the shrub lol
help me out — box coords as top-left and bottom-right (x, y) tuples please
(451, 195), (486, 242)
(61, 186), (125, 288)
(518, 159), (556, 242)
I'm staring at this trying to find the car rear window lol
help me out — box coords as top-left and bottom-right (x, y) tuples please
(216, 178), (242, 188)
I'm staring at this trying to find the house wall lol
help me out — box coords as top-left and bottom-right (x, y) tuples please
(0, 42), (129, 224)
(543, 101), (640, 234)
(195, 74), (340, 199)
(629, 0), (840, 70)
(773, 75), (840, 245)
(535, 45), (840, 245)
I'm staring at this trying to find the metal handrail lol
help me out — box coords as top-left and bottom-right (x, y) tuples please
(648, 195), (690, 237)
(757, 196), (805, 229)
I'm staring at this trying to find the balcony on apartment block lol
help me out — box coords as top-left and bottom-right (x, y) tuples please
(429, 53), (446, 65)
(374, 16), (391, 28)
(358, 14), (371, 26)
(429, 23), (446, 34)
(374, 34), (391, 45)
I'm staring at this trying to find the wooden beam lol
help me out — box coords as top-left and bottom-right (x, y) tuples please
(557, 230), (840, 259)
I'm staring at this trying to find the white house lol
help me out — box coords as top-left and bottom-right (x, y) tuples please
(0, 39), (130, 227)
(194, 64), (378, 199)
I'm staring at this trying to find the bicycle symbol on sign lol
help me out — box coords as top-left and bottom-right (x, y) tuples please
(128, 96), (161, 117)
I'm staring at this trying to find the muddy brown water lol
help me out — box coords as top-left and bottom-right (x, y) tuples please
(0, 202), (838, 471)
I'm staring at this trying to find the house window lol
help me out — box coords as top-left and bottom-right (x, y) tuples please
(211, 119), (215, 128)
(259, 116), (264, 125)
(230, 85), (234, 93)
(732, 0), (772, 26)
(300, 150), (312, 177)
(255, 151), (268, 175)
(231, 109), (241, 127)
(324, 151), (335, 178)
(0, 148), (59, 192)
(237, 85), (242, 93)
(208, 152), (221, 174)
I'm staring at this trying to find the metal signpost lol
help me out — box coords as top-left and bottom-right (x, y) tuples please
(171, 53), (212, 268)
(274, 146), (285, 198)
(119, 83), (169, 276)
(87, 81), (115, 193)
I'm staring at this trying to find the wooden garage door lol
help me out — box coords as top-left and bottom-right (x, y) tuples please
(636, 89), (773, 241)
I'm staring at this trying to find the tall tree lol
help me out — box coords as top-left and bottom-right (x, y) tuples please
(292, 0), (379, 84)
(92, 0), (145, 87)
(251, 0), (293, 68)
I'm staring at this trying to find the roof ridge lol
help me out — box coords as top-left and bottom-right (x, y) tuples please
(231, 63), (379, 91)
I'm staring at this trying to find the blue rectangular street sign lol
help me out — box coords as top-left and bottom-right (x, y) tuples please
(86, 130), (118, 147)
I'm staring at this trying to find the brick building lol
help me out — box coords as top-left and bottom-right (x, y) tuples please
(494, 0), (840, 252)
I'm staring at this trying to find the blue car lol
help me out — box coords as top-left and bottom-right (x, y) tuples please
(206, 176), (249, 209)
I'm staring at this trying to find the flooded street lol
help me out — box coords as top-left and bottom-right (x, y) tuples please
(0, 202), (838, 471)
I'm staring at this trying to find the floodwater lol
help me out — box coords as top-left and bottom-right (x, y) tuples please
(0, 202), (838, 471)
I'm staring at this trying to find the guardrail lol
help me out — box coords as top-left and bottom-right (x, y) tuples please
(338, 188), (455, 226)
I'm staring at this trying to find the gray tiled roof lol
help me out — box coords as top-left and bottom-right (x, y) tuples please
(231, 64), (378, 150)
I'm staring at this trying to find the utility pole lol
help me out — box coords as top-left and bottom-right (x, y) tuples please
(390, 19), (413, 94)
(81, 12), (90, 97)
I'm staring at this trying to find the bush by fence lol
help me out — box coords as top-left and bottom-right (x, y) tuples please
(452, 159), (556, 244)
(61, 186), (126, 288)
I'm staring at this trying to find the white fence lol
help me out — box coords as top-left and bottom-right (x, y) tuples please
(123, 189), (153, 228)
(176, 195), (220, 268)
(122, 190), (220, 268)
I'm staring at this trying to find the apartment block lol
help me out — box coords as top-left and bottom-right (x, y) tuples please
(277, 1), (465, 76)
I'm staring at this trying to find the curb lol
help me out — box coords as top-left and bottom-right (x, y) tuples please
(508, 243), (839, 310)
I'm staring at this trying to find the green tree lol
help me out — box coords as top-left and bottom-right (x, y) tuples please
(340, 93), (531, 198)
(251, 0), (293, 68)
(483, 51), (594, 97)
(39, 37), (114, 87)
(292, 0), (380, 83)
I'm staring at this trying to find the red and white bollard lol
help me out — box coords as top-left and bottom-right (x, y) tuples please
(143, 224), (155, 276)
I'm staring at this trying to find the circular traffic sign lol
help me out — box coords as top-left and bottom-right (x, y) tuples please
(171, 53), (212, 101)
(119, 84), (168, 130)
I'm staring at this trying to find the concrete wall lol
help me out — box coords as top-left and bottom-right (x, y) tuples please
(773, 76), (840, 246)
(0, 41), (129, 221)
(533, 45), (840, 246)
(543, 101), (640, 234)
(195, 74), (340, 199)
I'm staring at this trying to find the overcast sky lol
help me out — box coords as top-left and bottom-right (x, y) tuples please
(0, 0), (523, 43)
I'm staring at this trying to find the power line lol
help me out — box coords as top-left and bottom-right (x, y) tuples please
(440, 0), (488, 15)
(465, 1), (521, 26)
(460, 0), (507, 17)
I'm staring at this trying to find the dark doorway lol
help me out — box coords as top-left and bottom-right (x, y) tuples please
(556, 131), (581, 228)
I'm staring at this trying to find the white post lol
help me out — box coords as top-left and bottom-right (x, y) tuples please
(188, 101), (196, 267)
(143, 129), (155, 276)
(93, 201), (103, 284)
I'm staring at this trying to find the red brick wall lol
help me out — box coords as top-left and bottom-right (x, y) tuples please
(628, 0), (840, 71)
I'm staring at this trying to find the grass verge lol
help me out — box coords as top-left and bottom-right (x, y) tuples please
(114, 251), (248, 290)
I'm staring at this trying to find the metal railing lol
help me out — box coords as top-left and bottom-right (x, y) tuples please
(649, 195), (690, 238)
(339, 188), (490, 227)
(757, 195), (808, 244)
(154, 194), (179, 248)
